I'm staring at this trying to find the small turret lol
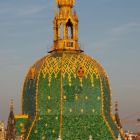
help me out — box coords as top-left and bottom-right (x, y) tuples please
(6, 99), (16, 140)
(50, 0), (82, 52)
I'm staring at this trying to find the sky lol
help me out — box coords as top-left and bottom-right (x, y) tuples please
(0, 0), (140, 132)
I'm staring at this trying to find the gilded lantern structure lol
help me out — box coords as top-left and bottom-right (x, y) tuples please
(15, 0), (125, 139)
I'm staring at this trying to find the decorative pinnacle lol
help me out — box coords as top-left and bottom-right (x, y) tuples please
(56, 0), (75, 8)
(115, 101), (118, 113)
(10, 98), (14, 112)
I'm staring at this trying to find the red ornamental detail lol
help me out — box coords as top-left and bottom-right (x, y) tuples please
(77, 66), (85, 78)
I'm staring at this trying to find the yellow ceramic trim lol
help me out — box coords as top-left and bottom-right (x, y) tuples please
(59, 52), (64, 137)
(25, 55), (52, 140)
(25, 71), (40, 140)
(98, 66), (126, 140)
(15, 114), (28, 119)
(108, 77), (126, 140)
(41, 53), (100, 87)
(87, 54), (125, 139)
(21, 50), (125, 139)
(100, 76), (117, 140)
(21, 55), (48, 114)
(26, 116), (37, 140)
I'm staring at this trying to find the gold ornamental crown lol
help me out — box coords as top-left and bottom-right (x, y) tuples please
(56, 0), (75, 8)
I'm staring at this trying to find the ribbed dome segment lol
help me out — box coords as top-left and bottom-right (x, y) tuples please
(56, 0), (74, 8)
(15, 52), (125, 140)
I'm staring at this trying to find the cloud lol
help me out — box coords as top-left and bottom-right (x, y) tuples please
(89, 22), (140, 50)
(0, 1), (54, 17)
(0, 6), (46, 16)
(16, 6), (47, 16)
(112, 22), (140, 35)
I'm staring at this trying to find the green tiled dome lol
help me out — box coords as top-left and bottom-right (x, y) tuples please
(16, 51), (125, 140)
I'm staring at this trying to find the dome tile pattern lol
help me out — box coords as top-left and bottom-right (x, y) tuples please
(15, 52), (125, 139)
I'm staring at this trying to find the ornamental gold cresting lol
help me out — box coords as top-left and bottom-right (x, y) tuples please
(15, 0), (125, 139)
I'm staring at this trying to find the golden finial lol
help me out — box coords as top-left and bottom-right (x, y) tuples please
(56, 0), (75, 8)
(50, 0), (82, 52)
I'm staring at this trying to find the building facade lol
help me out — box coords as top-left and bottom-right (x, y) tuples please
(0, 121), (5, 140)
